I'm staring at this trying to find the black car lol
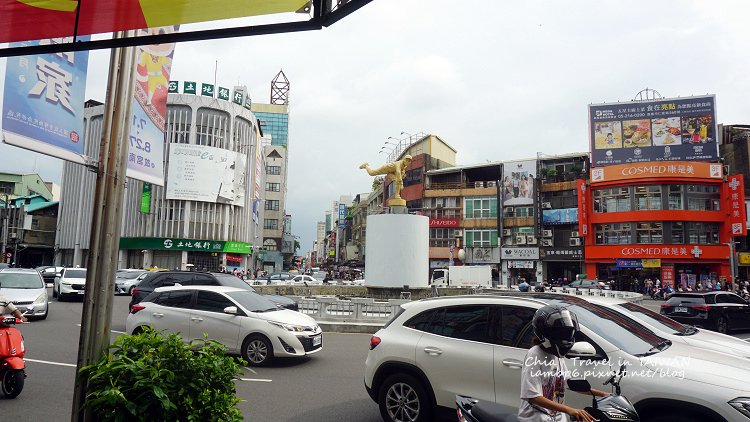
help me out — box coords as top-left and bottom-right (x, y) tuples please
(36, 266), (62, 284)
(660, 291), (750, 334)
(129, 271), (298, 311)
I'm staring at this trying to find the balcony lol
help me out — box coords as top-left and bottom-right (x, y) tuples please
(503, 216), (534, 227)
(540, 180), (578, 192)
(425, 181), (498, 197)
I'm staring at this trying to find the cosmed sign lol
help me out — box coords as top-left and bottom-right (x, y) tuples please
(589, 95), (718, 167)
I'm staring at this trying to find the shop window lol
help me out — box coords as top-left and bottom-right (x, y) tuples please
(594, 223), (631, 245)
(668, 185), (683, 210)
(687, 222), (719, 244)
(635, 186), (662, 210)
(670, 222), (684, 244)
(594, 187), (631, 213)
(636, 222), (662, 244)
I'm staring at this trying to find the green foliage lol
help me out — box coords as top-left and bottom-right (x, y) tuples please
(80, 328), (246, 422)
(372, 177), (382, 191)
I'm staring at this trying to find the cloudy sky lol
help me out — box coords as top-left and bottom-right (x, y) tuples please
(1, 0), (750, 254)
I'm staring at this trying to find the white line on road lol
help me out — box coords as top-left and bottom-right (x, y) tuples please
(75, 323), (126, 334)
(239, 378), (272, 382)
(26, 358), (77, 368)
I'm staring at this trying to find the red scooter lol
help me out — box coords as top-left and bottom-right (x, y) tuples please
(0, 311), (28, 398)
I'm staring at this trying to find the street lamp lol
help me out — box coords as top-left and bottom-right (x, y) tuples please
(726, 241), (739, 286)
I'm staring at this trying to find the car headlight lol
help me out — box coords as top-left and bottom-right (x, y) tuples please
(729, 398), (750, 418)
(268, 321), (309, 332)
(62, 279), (73, 285)
(34, 292), (47, 304)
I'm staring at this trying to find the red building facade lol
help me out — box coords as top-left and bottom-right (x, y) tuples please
(579, 161), (739, 288)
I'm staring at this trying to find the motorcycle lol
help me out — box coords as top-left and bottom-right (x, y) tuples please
(653, 286), (674, 300)
(456, 364), (639, 422)
(0, 308), (30, 398)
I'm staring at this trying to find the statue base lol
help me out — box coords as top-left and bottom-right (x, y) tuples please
(365, 213), (429, 288)
(389, 206), (408, 215)
(387, 198), (406, 207)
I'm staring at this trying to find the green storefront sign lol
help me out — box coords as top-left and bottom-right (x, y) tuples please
(120, 237), (252, 254)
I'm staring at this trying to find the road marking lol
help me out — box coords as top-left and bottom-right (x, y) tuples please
(26, 358), (77, 368)
(238, 378), (272, 382)
(75, 323), (126, 334)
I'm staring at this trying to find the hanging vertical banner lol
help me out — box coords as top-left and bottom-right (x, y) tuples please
(726, 174), (747, 236)
(253, 126), (263, 223)
(577, 179), (589, 237)
(2, 36), (90, 164)
(126, 26), (179, 186)
(141, 182), (152, 213)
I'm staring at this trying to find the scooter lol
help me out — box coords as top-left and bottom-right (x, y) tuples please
(456, 364), (639, 422)
(0, 308), (30, 398)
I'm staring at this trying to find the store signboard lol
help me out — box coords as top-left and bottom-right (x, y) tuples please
(577, 179), (589, 236)
(739, 253), (750, 265)
(501, 247), (539, 260)
(590, 162), (722, 184)
(120, 237), (252, 254)
(508, 261), (535, 269)
(587, 245), (729, 260)
(589, 95), (718, 167)
(541, 248), (582, 260)
(166, 144), (246, 206)
(502, 160), (536, 206)
(726, 174), (747, 236)
(140, 183), (152, 213)
(2, 36), (90, 164)
(429, 218), (460, 228)
(661, 265), (675, 286)
(616, 258), (643, 268)
(338, 203), (347, 228)
(642, 258), (662, 268)
(466, 247), (500, 264)
(542, 208), (578, 225)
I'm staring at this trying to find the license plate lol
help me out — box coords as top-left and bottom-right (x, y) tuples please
(312, 335), (322, 347)
(675, 306), (687, 313)
(78, 290), (85, 294)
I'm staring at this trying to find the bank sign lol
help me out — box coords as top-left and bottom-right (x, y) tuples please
(589, 95), (718, 167)
(120, 237), (252, 254)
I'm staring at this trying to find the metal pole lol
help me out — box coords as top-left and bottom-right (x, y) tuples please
(1, 193), (8, 263)
(729, 241), (737, 285)
(71, 31), (137, 422)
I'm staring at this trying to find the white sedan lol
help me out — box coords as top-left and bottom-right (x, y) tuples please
(126, 285), (323, 366)
(291, 275), (320, 285)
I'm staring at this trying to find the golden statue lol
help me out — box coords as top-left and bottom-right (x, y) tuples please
(360, 155), (413, 206)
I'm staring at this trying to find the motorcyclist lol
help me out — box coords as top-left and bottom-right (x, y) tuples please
(519, 304), (608, 422)
(0, 294), (27, 323)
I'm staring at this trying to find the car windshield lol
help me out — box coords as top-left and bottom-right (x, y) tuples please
(545, 298), (667, 356)
(666, 295), (709, 305)
(117, 272), (143, 280)
(616, 302), (692, 335)
(0, 272), (44, 289)
(65, 269), (87, 278)
(226, 290), (280, 312)
(213, 274), (252, 289)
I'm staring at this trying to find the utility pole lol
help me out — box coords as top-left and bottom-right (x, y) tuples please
(71, 31), (137, 422)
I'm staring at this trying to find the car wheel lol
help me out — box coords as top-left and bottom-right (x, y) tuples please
(241, 335), (273, 366)
(131, 326), (148, 335)
(716, 316), (728, 334)
(378, 373), (432, 422)
(57, 292), (66, 302)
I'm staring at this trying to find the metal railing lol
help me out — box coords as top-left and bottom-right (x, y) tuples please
(427, 181), (498, 190)
(291, 297), (410, 323)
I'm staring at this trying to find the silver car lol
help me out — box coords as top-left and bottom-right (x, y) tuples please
(0, 268), (48, 320)
(115, 270), (149, 295)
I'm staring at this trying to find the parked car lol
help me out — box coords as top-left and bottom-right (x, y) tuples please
(660, 291), (750, 334)
(53, 267), (87, 301)
(291, 275), (319, 285)
(36, 266), (63, 285)
(129, 271), (298, 311)
(114, 269), (150, 295)
(0, 268), (48, 320)
(126, 285), (322, 366)
(252, 273), (294, 285)
(365, 293), (750, 422)
(566, 279), (605, 289)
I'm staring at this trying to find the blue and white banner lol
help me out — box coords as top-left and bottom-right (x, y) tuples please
(2, 37), (90, 164)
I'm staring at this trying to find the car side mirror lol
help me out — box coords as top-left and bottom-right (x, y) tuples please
(566, 379), (592, 394)
(566, 341), (597, 358)
(224, 306), (239, 315)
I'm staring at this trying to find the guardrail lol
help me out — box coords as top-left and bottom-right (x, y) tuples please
(546, 287), (643, 303)
(290, 297), (410, 324)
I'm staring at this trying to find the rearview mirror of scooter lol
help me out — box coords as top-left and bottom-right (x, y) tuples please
(567, 379), (592, 394)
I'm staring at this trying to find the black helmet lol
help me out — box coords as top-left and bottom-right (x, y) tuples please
(532, 304), (579, 357)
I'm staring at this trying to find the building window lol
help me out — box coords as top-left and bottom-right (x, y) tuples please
(466, 230), (498, 247)
(594, 187), (631, 213)
(687, 222), (719, 244)
(687, 197), (720, 211)
(636, 222), (663, 243)
(670, 222), (684, 244)
(265, 200), (280, 211)
(263, 239), (278, 251)
(267, 166), (281, 175)
(404, 168), (422, 187)
(263, 219), (278, 230)
(265, 182), (280, 192)
(635, 186), (662, 210)
(594, 223), (632, 245)
(668, 185), (683, 210)
(515, 206), (534, 217)
(466, 197), (497, 219)
(430, 228), (455, 247)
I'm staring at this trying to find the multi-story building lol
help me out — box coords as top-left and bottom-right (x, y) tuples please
(0, 172), (54, 200)
(718, 124), (750, 279)
(260, 144), (287, 273)
(57, 94), (262, 271)
(315, 221), (325, 265)
(349, 192), (370, 263)
(538, 153), (588, 283)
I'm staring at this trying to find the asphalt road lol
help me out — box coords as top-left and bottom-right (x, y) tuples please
(2, 291), (748, 421)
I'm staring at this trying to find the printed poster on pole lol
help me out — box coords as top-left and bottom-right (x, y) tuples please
(126, 26), (179, 186)
(2, 36), (90, 164)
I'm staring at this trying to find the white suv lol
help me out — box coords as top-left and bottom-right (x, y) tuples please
(364, 293), (750, 422)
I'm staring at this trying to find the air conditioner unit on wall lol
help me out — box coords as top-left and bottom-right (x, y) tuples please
(454, 230), (463, 237)
(515, 235), (527, 245)
(542, 239), (553, 247)
(526, 236), (537, 245)
(571, 231), (580, 237)
(542, 229), (553, 238)
(570, 238), (581, 246)
(542, 202), (552, 209)
(502, 229), (512, 236)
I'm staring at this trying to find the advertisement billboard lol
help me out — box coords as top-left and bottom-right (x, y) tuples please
(2, 37), (90, 164)
(166, 144), (246, 206)
(589, 95), (718, 167)
(590, 161), (722, 184)
(726, 174), (747, 236)
(126, 27), (178, 186)
(577, 179), (589, 237)
(502, 160), (536, 206)
(542, 208), (578, 225)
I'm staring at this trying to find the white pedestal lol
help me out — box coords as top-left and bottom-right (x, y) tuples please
(365, 213), (429, 288)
